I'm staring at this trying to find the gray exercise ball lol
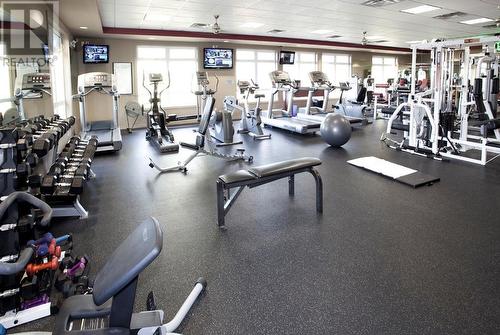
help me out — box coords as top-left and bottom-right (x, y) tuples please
(320, 113), (352, 147)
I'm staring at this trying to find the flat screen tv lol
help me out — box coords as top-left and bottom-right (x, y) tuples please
(279, 51), (295, 65)
(204, 48), (233, 69)
(83, 44), (109, 64)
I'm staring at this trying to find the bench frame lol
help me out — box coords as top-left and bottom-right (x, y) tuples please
(216, 166), (323, 229)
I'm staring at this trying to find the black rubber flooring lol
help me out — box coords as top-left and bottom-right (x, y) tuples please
(18, 120), (500, 334)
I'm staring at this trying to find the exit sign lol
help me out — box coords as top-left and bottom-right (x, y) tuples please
(496, 41), (500, 53)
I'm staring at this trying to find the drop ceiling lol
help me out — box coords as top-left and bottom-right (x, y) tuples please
(86, 0), (500, 47)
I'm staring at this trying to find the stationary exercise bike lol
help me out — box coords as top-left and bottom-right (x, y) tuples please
(210, 98), (242, 146)
(334, 82), (369, 123)
(237, 80), (271, 140)
(143, 73), (179, 153)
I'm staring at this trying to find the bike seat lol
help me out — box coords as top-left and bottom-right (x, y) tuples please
(255, 94), (265, 98)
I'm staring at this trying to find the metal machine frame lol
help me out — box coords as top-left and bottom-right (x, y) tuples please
(237, 80), (271, 140)
(148, 96), (252, 174)
(382, 35), (500, 165)
(75, 72), (122, 152)
(261, 70), (321, 135)
(142, 72), (179, 153)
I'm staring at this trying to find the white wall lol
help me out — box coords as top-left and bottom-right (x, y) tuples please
(71, 37), (412, 130)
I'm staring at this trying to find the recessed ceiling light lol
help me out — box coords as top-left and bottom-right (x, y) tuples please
(240, 22), (264, 28)
(460, 17), (494, 25)
(311, 29), (331, 34)
(401, 5), (440, 14)
(148, 37), (156, 40)
(223, 40), (229, 43)
(79, 26), (88, 30)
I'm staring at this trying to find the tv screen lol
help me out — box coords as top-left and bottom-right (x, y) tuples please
(204, 48), (233, 69)
(279, 51), (295, 65)
(83, 45), (109, 64)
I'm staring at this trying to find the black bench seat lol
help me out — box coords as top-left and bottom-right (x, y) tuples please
(216, 157), (323, 229)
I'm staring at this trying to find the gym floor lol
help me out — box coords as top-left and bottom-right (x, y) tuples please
(20, 120), (500, 334)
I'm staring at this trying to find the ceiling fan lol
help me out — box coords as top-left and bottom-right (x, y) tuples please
(212, 14), (221, 34)
(361, 31), (388, 45)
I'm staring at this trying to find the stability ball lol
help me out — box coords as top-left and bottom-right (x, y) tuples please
(320, 113), (352, 147)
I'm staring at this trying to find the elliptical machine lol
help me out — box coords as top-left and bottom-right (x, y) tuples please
(237, 80), (271, 140)
(142, 72), (179, 153)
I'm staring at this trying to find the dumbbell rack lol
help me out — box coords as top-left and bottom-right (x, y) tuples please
(36, 136), (98, 219)
(0, 115), (75, 198)
(17, 116), (76, 190)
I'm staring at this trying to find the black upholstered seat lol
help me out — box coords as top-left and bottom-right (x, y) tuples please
(247, 157), (322, 178)
(53, 217), (163, 334)
(218, 170), (256, 184)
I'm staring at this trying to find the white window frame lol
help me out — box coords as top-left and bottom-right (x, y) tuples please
(51, 32), (67, 117)
(235, 49), (277, 101)
(321, 53), (352, 85)
(136, 46), (198, 108)
(0, 43), (12, 113)
(283, 51), (318, 86)
(371, 55), (398, 94)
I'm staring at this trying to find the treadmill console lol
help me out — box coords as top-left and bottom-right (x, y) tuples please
(78, 72), (115, 88)
(269, 70), (292, 85)
(309, 71), (329, 85)
(339, 82), (352, 91)
(149, 73), (163, 83)
(22, 73), (51, 90)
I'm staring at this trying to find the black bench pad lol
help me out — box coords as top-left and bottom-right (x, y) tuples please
(218, 157), (322, 184)
(247, 157), (321, 178)
(219, 170), (256, 184)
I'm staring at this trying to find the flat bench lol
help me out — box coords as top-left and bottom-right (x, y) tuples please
(216, 157), (323, 229)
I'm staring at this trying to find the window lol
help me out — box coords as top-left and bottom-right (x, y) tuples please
(236, 49), (276, 98)
(283, 52), (317, 86)
(51, 34), (67, 117)
(321, 53), (352, 85)
(371, 56), (398, 93)
(0, 44), (11, 113)
(137, 46), (198, 107)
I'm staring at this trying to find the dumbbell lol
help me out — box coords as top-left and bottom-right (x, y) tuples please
(26, 258), (58, 276)
(62, 141), (97, 162)
(32, 130), (59, 157)
(40, 174), (85, 195)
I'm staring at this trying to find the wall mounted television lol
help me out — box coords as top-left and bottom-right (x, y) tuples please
(203, 48), (233, 69)
(83, 44), (110, 64)
(279, 51), (295, 65)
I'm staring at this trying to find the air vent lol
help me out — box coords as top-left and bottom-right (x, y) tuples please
(190, 23), (209, 28)
(327, 35), (342, 39)
(268, 29), (285, 33)
(433, 12), (467, 20)
(361, 0), (404, 7)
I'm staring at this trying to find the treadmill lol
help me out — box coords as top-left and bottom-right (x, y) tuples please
(297, 71), (364, 124)
(261, 70), (321, 134)
(76, 72), (122, 152)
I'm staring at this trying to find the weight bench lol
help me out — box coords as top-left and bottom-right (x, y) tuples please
(216, 157), (323, 229)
